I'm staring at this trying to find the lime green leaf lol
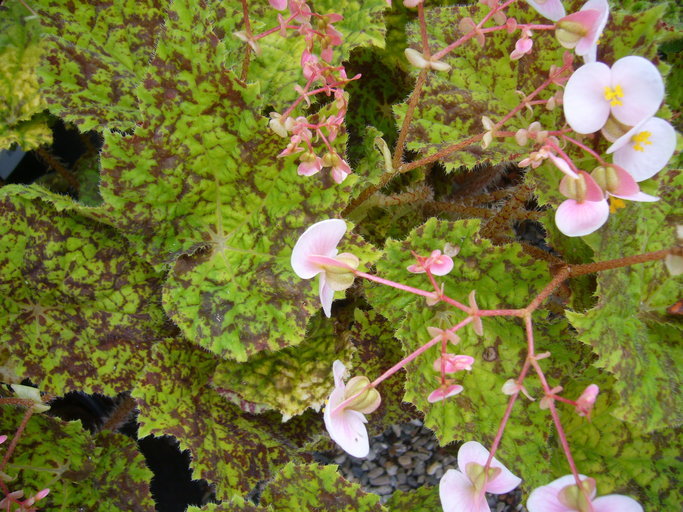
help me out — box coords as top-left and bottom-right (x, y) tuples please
(385, 485), (441, 512)
(35, 0), (169, 131)
(566, 169), (683, 432)
(0, 409), (154, 511)
(259, 462), (386, 511)
(133, 338), (293, 500)
(549, 371), (683, 509)
(212, 311), (356, 420)
(99, 0), (377, 361)
(0, 1), (51, 150)
(188, 499), (271, 512)
(364, 218), (555, 479)
(0, 185), (170, 395)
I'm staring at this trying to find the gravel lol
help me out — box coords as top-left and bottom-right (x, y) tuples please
(315, 419), (526, 510)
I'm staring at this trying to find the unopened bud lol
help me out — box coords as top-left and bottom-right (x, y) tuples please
(344, 376), (381, 413)
(325, 252), (359, 291)
(555, 20), (587, 49)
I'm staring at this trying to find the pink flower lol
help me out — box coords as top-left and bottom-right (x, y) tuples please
(269, 0), (287, 10)
(555, 0), (609, 62)
(433, 354), (475, 373)
(606, 117), (676, 181)
(526, 0), (566, 21)
(575, 384), (599, 417)
(428, 384), (464, 403)
(555, 171), (609, 237)
(563, 56), (665, 134)
(440, 441), (522, 512)
(322, 152), (352, 183)
(323, 360), (380, 458)
(297, 152), (324, 177)
(291, 219), (359, 317)
(510, 35), (533, 60)
(527, 474), (643, 512)
(407, 249), (454, 276)
(590, 165), (659, 204)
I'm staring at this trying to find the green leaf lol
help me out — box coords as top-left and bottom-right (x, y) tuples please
(0, 1), (51, 150)
(133, 338), (293, 500)
(217, 0), (387, 111)
(0, 409), (154, 511)
(35, 0), (169, 131)
(549, 371), (683, 509)
(395, 2), (669, 172)
(364, 218), (555, 482)
(385, 485), (441, 512)
(99, 0), (378, 360)
(0, 185), (170, 395)
(259, 462), (387, 511)
(566, 169), (683, 432)
(211, 311), (356, 420)
(188, 499), (271, 512)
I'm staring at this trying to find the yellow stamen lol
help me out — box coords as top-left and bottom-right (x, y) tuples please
(603, 85), (624, 107)
(610, 198), (626, 213)
(631, 130), (652, 152)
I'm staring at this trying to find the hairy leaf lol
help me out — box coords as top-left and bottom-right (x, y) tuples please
(99, 0), (378, 360)
(0, 185), (170, 395)
(365, 218), (555, 480)
(259, 462), (386, 511)
(34, 0), (169, 131)
(0, 409), (154, 511)
(385, 485), (441, 512)
(549, 371), (682, 509)
(133, 338), (293, 500)
(566, 170), (683, 431)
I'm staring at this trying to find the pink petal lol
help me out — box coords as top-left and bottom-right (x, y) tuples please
(610, 56), (664, 127)
(323, 403), (369, 458)
(456, 441), (521, 495)
(291, 219), (346, 278)
(430, 254), (454, 276)
(576, 0), (609, 58)
(611, 191), (659, 202)
(434, 354), (475, 373)
(319, 274), (334, 318)
(581, 171), (605, 202)
(439, 469), (490, 512)
(609, 117), (676, 181)
(609, 165), (639, 196)
(548, 153), (580, 179)
(555, 198), (609, 237)
(297, 157), (323, 176)
(269, 0), (288, 10)
(592, 494), (643, 512)
(525, 0), (566, 21)
(428, 385), (464, 403)
(332, 360), (347, 388)
(527, 484), (574, 512)
(563, 62), (612, 133)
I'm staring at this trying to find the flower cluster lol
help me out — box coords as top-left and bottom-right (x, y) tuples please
(0, 434), (50, 511)
(261, 1), (358, 183)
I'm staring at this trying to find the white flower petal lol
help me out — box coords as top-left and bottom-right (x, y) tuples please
(610, 56), (664, 126)
(525, 0), (566, 21)
(439, 469), (489, 512)
(592, 495), (643, 512)
(555, 198), (609, 237)
(611, 117), (676, 181)
(291, 219), (346, 278)
(563, 62), (611, 133)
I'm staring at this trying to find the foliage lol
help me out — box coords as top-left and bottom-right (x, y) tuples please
(0, 0), (680, 510)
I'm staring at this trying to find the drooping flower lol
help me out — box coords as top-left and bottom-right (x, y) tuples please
(407, 250), (454, 276)
(527, 474), (643, 512)
(428, 383), (464, 403)
(563, 56), (665, 134)
(502, 379), (535, 400)
(433, 354), (475, 373)
(526, 0), (566, 22)
(575, 383), (599, 418)
(404, 48), (452, 71)
(606, 117), (676, 181)
(555, 0), (609, 62)
(555, 170), (609, 237)
(510, 33), (533, 60)
(468, 290), (484, 336)
(291, 219), (359, 317)
(323, 360), (380, 458)
(269, 0), (287, 10)
(440, 441), (522, 512)
(297, 152), (324, 177)
(322, 151), (352, 183)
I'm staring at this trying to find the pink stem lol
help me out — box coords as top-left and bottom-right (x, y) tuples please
(562, 134), (607, 165)
(354, 270), (438, 299)
(544, 138), (582, 175)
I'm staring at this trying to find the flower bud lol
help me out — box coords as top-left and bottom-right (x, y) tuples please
(344, 376), (381, 414)
(555, 20), (588, 49)
(558, 478), (596, 512)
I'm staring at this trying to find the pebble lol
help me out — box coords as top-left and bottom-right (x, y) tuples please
(315, 420), (525, 510)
